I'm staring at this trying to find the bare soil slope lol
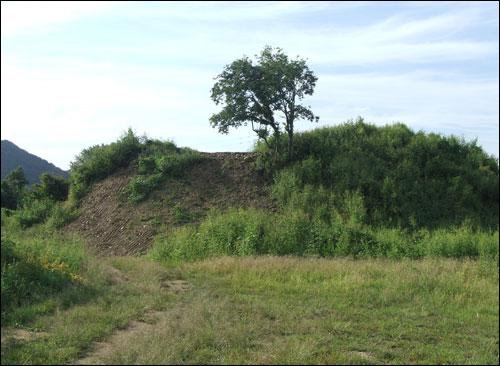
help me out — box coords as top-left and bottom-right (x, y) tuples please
(66, 152), (276, 256)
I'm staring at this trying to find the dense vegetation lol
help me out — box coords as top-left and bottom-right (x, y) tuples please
(256, 117), (499, 230)
(69, 128), (143, 202)
(151, 118), (499, 263)
(1, 228), (88, 326)
(1, 121), (498, 365)
(1, 167), (29, 210)
(69, 128), (204, 204)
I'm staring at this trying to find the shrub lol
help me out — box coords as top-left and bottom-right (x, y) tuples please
(124, 142), (204, 203)
(33, 173), (70, 202)
(256, 118), (499, 230)
(1, 167), (29, 210)
(125, 173), (164, 203)
(70, 128), (142, 202)
(14, 198), (55, 228)
(45, 202), (79, 230)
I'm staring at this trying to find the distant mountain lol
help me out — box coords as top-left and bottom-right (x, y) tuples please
(1, 140), (70, 185)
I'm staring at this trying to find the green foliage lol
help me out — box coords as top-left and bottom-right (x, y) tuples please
(1, 179), (21, 210)
(126, 173), (164, 204)
(32, 173), (70, 201)
(70, 128), (142, 202)
(256, 117), (499, 230)
(149, 208), (268, 262)
(124, 140), (204, 203)
(210, 46), (318, 159)
(1, 228), (88, 325)
(1, 169), (72, 229)
(44, 203), (79, 230)
(1, 166), (29, 209)
(13, 198), (56, 228)
(149, 207), (499, 263)
(5, 166), (29, 188)
(172, 204), (193, 225)
(5, 186), (76, 230)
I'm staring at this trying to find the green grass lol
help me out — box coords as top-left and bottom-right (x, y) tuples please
(2, 252), (498, 365)
(1, 214), (90, 326)
(93, 256), (499, 365)
(1, 256), (180, 365)
(149, 207), (499, 263)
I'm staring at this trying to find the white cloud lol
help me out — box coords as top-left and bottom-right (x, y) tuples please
(1, 1), (116, 36)
(128, 1), (356, 21)
(1, 2), (498, 168)
(105, 3), (497, 68)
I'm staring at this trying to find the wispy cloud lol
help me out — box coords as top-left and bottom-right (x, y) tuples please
(1, 1), (115, 36)
(1, 1), (498, 169)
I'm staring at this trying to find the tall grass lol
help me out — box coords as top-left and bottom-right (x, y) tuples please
(149, 207), (499, 263)
(1, 213), (89, 325)
(255, 117), (499, 230)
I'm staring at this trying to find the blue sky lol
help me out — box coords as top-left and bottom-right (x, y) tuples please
(1, 1), (498, 170)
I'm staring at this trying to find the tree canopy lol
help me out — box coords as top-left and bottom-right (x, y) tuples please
(32, 173), (70, 202)
(1, 166), (29, 209)
(210, 46), (319, 159)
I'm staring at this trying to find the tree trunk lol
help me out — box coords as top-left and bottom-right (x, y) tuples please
(288, 126), (294, 160)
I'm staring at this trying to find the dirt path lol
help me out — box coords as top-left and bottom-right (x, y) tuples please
(74, 311), (166, 365)
(74, 267), (191, 365)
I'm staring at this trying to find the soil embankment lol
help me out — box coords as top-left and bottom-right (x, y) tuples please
(66, 152), (276, 256)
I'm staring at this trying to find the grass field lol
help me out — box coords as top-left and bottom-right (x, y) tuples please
(2, 253), (498, 365)
(2, 116), (499, 365)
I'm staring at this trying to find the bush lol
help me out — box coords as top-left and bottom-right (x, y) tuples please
(70, 128), (142, 202)
(33, 173), (70, 202)
(1, 167), (29, 210)
(125, 173), (164, 203)
(14, 198), (56, 228)
(124, 142), (204, 203)
(256, 117), (499, 230)
(419, 223), (498, 259)
(45, 202), (79, 230)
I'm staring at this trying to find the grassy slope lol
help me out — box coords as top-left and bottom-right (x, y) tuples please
(2, 125), (499, 365)
(2, 253), (498, 365)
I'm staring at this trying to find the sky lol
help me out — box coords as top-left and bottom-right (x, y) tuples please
(1, 1), (499, 171)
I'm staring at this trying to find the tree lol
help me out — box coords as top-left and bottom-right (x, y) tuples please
(32, 173), (70, 202)
(210, 46), (319, 160)
(5, 166), (29, 189)
(1, 166), (29, 209)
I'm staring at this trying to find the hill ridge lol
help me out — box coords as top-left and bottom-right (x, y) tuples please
(1, 140), (69, 185)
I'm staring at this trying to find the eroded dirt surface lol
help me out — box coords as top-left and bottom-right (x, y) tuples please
(65, 152), (276, 256)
